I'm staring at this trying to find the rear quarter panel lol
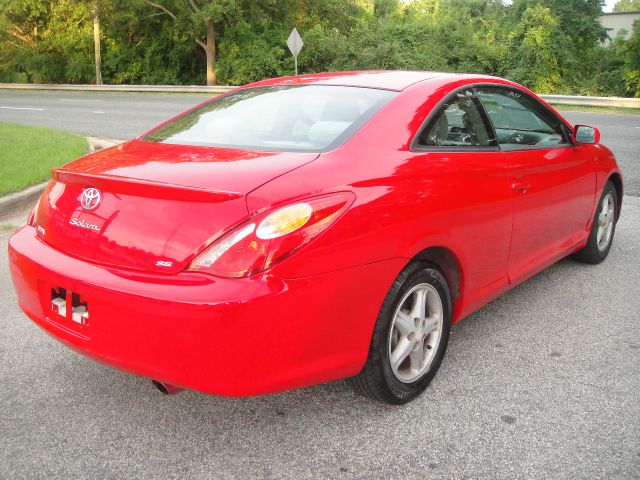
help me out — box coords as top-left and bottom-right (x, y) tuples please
(249, 76), (518, 322)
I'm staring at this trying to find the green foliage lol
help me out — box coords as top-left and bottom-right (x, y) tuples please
(507, 5), (570, 93)
(613, 0), (640, 11)
(0, 0), (638, 96)
(570, 41), (628, 96)
(622, 20), (640, 95)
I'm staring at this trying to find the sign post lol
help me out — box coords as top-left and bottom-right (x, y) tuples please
(287, 28), (304, 76)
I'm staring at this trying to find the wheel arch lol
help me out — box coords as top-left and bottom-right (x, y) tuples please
(411, 246), (462, 310)
(608, 173), (623, 220)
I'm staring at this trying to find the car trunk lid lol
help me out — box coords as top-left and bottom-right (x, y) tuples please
(35, 140), (318, 274)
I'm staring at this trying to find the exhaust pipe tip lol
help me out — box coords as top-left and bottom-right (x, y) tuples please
(152, 380), (184, 395)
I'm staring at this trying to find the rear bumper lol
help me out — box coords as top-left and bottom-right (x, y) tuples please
(8, 226), (403, 396)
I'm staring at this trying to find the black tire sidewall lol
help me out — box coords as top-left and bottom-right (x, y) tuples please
(587, 182), (618, 262)
(376, 263), (452, 403)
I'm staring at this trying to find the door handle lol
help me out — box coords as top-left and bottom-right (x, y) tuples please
(512, 180), (531, 193)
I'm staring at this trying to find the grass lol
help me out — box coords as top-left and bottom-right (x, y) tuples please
(552, 104), (640, 116)
(0, 122), (88, 196)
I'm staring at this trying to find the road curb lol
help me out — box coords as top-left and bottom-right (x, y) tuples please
(0, 182), (47, 225)
(87, 136), (125, 153)
(0, 137), (124, 227)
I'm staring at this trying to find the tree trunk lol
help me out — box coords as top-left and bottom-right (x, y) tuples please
(204, 17), (216, 86)
(93, 2), (102, 85)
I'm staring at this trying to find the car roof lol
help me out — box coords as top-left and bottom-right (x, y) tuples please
(246, 70), (460, 91)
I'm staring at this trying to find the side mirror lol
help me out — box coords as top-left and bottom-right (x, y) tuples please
(573, 125), (600, 145)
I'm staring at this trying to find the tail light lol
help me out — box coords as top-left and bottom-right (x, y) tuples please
(188, 192), (354, 278)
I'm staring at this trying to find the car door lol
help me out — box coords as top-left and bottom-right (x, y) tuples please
(475, 86), (596, 283)
(408, 88), (513, 312)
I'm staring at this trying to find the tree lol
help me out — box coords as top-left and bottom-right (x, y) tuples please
(613, 0), (640, 11)
(510, 0), (607, 49)
(0, 0), (636, 96)
(92, 1), (102, 85)
(508, 4), (571, 93)
(183, 0), (219, 86)
(140, 0), (272, 85)
(622, 20), (640, 95)
(0, 0), (96, 83)
(374, 0), (400, 17)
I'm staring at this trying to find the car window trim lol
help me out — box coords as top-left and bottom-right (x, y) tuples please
(497, 144), (580, 152)
(410, 86), (499, 152)
(472, 84), (576, 151)
(410, 82), (577, 153)
(412, 146), (502, 153)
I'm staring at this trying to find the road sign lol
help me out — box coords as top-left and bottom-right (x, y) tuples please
(287, 28), (304, 75)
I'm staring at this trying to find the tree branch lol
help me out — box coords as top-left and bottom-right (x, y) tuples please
(188, 0), (201, 13)
(0, 35), (22, 48)
(195, 37), (206, 49)
(143, 0), (177, 20)
(142, 12), (167, 20)
(5, 24), (34, 44)
(6, 29), (34, 45)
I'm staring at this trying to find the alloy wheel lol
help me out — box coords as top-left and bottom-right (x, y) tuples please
(596, 193), (615, 251)
(388, 283), (444, 383)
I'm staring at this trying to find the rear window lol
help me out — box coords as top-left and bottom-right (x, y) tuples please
(143, 85), (396, 152)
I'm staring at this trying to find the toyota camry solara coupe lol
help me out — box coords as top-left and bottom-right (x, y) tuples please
(8, 71), (622, 404)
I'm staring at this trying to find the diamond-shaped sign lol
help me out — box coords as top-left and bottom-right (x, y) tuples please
(287, 28), (304, 58)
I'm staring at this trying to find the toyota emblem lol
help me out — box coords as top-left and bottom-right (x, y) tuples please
(80, 188), (102, 211)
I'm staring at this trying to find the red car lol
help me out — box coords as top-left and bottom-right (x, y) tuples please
(8, 71), (622, 404)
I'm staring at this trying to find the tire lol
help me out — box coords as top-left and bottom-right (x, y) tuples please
(349, 261), (452, 404)
(572, 181), (618, 264)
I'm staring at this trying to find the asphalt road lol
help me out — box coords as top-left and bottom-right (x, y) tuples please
(1, 198), (639, 479)
(0, 90), (639, 196)
(0, 90), (207, 139)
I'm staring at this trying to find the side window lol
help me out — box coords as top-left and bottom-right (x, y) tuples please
(415, 90), (494, 148)
(476, 87), (569, 148)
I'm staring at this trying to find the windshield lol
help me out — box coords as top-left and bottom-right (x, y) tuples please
(142, 85), (396, 152)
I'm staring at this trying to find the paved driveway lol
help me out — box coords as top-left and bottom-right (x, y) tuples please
(1, 91), (639, 479)
(1, 197), (638, 479)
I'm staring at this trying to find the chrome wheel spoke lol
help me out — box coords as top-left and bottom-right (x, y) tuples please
(426, 288), (442, 318)
(424, 316), (439, 336)
(409, 341), (425, 374)
(388, 282), (444, 383)
(394, 311), (414, 337)
(409, 288), (427, 321)
(390, 337), (413, 371)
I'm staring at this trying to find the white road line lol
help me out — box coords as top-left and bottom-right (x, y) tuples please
(59, 98), (103, 102)
(93, 110), (105, 114)
(0, 106), (45, 111)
